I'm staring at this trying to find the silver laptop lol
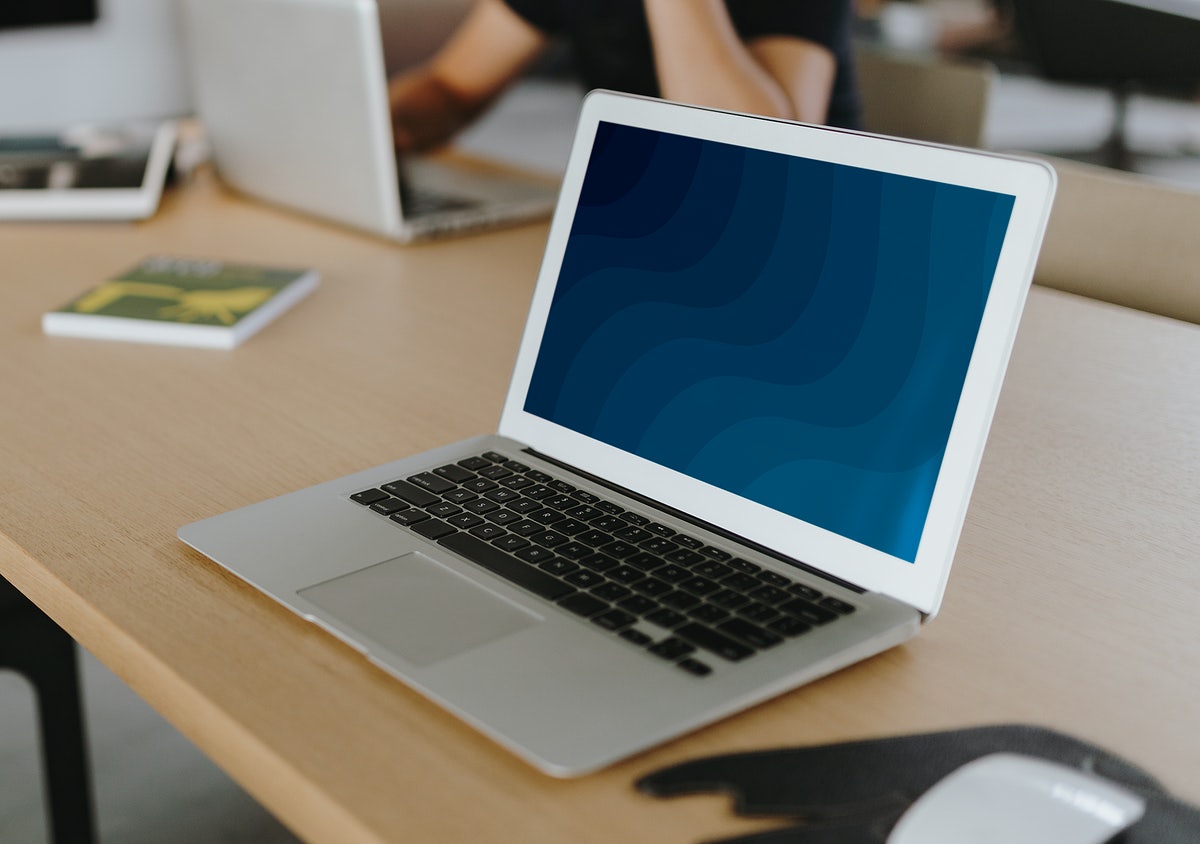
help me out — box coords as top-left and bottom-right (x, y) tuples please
(180, 91), (1056, 776)
(181, 0), (557, 242)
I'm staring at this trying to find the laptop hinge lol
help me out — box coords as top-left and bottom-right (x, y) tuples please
(522, 447), (866, 595)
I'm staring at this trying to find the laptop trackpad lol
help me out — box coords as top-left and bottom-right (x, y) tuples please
(297, 551), (540, 668)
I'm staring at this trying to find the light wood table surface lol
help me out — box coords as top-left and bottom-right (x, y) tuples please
(2, 168), (1198, 843)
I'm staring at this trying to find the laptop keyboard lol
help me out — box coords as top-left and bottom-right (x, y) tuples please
(350, 451), (855, 678)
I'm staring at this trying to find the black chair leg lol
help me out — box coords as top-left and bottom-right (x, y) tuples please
(0, 581), (98, 844)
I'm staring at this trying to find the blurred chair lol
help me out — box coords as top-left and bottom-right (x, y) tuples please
(1034, 156), (1200, 324)
(0, 576), (97, 844)
(855, 45), (997, 148)
(1009, 0), (1200, 170)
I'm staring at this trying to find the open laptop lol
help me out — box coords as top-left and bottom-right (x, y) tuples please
(181, 0), (558, 241)
(179, 91), (1056, 776)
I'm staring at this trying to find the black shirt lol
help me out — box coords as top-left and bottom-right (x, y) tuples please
(502, 0), (861, 129)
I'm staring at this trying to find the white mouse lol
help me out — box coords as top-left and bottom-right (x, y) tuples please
(887, 752), (1146, 844)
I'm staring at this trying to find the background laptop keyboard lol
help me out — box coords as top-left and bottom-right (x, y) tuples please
(350, 451), (855, 678)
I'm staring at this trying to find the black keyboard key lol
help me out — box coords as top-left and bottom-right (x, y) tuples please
(595, 500), (624, 515)
(592, 609), (635, 631)
(462, 478), (498, 493)
(481, 450), (509, 463)
(699, 546), (732, 561)
(351, 488), (389, 505)
(370, 498), (410, 515)
(768, 616), (813, 637)
(390, 509), (430, 527)
(689, 603), (730, 624)
(556, 542), (592, 560)
(382, 480), (440, 508)
(619, 595), (660, 615)
(565, 504), (604, 521)
(522, 485), (555, 500)
(641, 538), (679, 555)
(548, 479), (575, 494)
(619, 629), (652, 647)
(572, 490), (600, 504)
(469, 523), (507, 540)
(553, 518), (589, 535)
(566, 569), (605, 588)
(532, 530), (569, 547)
(440, 532), (574, 601)
(645, 608), (688, 629)
(665, 549), (705, 566)
(614, 526), (654, 543)
(576, 530), (612, 548)
(484, 488), (521, 503)
(408, 473), (455, 494)
(718, 618), (783, 649)
(493, 534), (531, 552)
(625, 552), (664, 572)
(515, 545), (556, 564)
(780, 597), (839, 625)
(463, 498), (500, 515)
(457, 456), (492, 471)
(757, 570), (791, 588)
(447, 512), (485, 530)
(789, 582), (824, 601)
(579, 553), (618, 572)
(655, 564), (691, 583)
(677, 658), (712, 677)
(412, 518), (456, 540)
(506, 499), (543, 514)
(525, 469), (552, 483)
(631, 577), (672, 597)
(485, 510), (522, 526)
(530, 508), (564, 525)
(477, 464), (513, 480)
(620, 512), (650, 526)
(426, 502), (463, 518)
(507, 520), (545, 537)
(541, 494), (575, 509)
(675, 623), (755, 662)
(592, 516), (625, 532)
(556, 590), (604, 619)
(434, 464), (475, 483)
(646, 522), (675, 537)
(693, 560), (733, 580)
(599, 540), (639, 558)
(660, 590), (701, 611)
(679, 576), (720, 596)
(648, 638), (695, 661)
(442, 488), (479, 505)
(748, 585), (791, 605)
(539, 558), (579, 576)
(592, 583), (631, 602)
(503, 461), (530, 473)
(674, 534), (703, 550)
(820, 597), (857, 615)
(609, 566), (644, 584)
(728, 557), (761, 574)
(499, 475), (534, 490)
(738, 602), (779, 624)
(709, 589), (751, 610)
(721, 572), (760, 592)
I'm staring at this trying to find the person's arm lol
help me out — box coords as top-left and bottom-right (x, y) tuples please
(388, 0), (549, 152)
(641, 0), (836, 123)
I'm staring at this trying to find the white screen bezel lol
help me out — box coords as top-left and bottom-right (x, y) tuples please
(500, 91), (1056, 617)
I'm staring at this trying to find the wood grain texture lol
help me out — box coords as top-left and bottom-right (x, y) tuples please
(2, 168), (1197, 843)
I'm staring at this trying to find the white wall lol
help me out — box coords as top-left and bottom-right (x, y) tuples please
(0, 0), (191, 131)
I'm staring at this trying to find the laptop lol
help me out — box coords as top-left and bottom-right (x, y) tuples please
(179, 91), (1056, 776)
(180, 0), (558, 242)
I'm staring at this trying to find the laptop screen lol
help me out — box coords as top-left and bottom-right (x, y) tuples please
(523, 121), (1015, 563)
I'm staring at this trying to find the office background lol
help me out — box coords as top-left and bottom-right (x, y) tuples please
(1, 1), (1197, 842)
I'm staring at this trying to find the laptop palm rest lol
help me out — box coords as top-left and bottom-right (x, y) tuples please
(298, 551), (540, 668)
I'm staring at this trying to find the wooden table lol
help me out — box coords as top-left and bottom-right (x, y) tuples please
(2, 168), (1198, 842)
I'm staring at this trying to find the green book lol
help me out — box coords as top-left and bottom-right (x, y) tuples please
(42, 256), (319, 348)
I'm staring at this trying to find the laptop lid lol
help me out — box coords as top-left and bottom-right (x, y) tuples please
(500, 91), (1056, 618)
(182, 0), (404, 237)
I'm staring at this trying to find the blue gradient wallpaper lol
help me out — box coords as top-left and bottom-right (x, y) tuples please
(525, 122), (1015, 561)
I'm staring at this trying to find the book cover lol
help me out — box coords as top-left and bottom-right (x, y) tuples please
(42, 256), (319, 348)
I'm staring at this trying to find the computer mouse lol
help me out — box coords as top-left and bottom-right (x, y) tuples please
(887, 752), (1146, 844)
